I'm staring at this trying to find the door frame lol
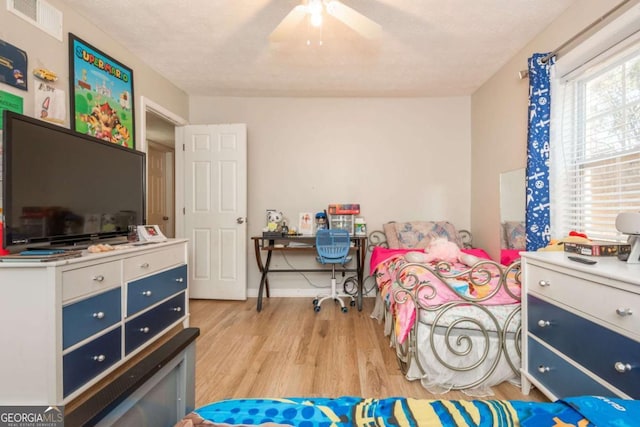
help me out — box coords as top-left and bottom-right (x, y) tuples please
(139, 97), (188, 235)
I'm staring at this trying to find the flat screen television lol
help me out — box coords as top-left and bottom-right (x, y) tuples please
(1, 111), (146, 253)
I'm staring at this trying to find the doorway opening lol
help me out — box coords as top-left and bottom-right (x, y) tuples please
(140, 97), (188, 238)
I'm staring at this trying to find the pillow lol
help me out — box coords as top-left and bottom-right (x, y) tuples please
(383, 221), (463, 249)
(382, 222), (401, 249)
(404, 251), (428, 263)
(500, 222), (508, 248)
(459, 252), (480, 266)
(504, 221), (526, 250)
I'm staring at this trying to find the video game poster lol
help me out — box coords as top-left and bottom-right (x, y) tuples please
(69, 33), (135, 149)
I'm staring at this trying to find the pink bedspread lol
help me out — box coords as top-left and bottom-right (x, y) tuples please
(371, 247), (520, 344)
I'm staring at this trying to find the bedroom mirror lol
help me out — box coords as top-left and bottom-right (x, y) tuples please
(500, 168), (526, 262)
(500, 168), (525, 226)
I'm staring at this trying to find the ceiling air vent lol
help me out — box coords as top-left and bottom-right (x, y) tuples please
(7, 0), (63, 41)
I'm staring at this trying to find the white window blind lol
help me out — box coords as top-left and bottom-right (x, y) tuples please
(551, 40), (640, 242)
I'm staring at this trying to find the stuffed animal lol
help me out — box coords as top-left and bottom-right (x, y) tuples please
(101, 213), (117, 232)
(405, 237), (481, 266)
(267, 211), (284, 232)
(422, 238), (461, 263)
(538, 231), (591, 251)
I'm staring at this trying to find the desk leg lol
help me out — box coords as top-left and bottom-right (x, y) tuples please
(253, 239), (271, 298)
(356, 241), (364, 311)
(257, 250), (272, 312)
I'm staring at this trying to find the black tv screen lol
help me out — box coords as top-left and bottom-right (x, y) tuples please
(2, 111), (146, 252)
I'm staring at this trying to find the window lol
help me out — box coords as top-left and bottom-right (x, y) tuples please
(551, 40), (640, 241)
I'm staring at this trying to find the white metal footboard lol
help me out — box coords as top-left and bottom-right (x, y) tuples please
(391, 259), (522, 393)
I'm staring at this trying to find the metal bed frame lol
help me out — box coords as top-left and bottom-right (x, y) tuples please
(369, 229), (522, 392)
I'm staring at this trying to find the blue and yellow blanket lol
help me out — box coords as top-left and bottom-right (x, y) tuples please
(179, 395), (640, 426)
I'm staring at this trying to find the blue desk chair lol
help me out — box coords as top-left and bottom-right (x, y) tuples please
(313, 228), (355, 313)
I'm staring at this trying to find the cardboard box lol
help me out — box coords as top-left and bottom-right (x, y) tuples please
(328, 204), (360, 215)
(563, 241), (631, 256)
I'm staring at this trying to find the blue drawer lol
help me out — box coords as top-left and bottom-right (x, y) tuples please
(63, 327), (121, 397)
(63, 287), (121, 349)
(127, 264), (187, 316)
(125, 292), (185, 355)
(528, 337), (615, 399)
(528, 295), (640, 398)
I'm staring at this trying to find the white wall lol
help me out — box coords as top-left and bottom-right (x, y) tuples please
(5, 0), (616, 297)
(470, 0), (622, 260)
(190, 96), (470, 295)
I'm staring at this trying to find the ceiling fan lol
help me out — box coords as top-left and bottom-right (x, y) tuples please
(269, 0), (382, 43)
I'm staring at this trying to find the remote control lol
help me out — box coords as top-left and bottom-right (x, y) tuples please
(568, 255), (597, 265)
(20, 249), (66, 256)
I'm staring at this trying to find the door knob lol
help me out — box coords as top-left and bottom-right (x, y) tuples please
(237, 217), (246, 224)
(162, 216), (169, 220)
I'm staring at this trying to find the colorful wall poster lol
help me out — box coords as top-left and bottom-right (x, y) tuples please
(68, 33), (135, 148)
(0, 39), (28, 91)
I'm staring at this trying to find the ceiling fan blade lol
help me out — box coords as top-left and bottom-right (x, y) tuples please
(326, 0), (381, 39)
(269, 5), (307, 42)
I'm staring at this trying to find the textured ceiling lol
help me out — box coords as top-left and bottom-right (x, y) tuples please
(62, 0), (577, 98)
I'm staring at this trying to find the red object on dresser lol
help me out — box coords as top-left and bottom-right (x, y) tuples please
(0, 221), (8, 255)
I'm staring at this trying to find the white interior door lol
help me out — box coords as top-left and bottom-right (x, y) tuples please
(176, 124), (247, 300)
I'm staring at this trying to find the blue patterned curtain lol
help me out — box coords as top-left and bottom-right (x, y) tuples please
(525, 53), (554, 251)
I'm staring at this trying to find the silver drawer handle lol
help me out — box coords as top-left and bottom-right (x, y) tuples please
(93, 311), (105, 319)
(616, 308), (633, 317)
(538, 365), (550, 373)
(537, 320), (551, 328)
(140, 262), (150, 269)
(175, 277), (184, 283)
(139, 327), (150, 333)
(172, 307), (182, 312)
(93, 275), (105, 282)
(615, 362), (632, 373)
(142, 290), (152, 297)
(93, 355), (106, 362)
(538, 280), (550, 287)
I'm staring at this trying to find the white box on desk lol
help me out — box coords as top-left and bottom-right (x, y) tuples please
(329, 214), (354, 234)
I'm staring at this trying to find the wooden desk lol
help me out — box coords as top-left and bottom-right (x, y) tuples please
(251, 235), (367, 312)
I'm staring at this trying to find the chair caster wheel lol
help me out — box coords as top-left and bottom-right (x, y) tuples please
(341, 307), (348, 313)
(350, 300), (356, 306)
(312, 299), (318, 306)
(314, 306), (321, 312)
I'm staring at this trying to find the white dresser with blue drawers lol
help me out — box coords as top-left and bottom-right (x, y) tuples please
(0, 239), (189, 406)
(521, 251), (640, 400)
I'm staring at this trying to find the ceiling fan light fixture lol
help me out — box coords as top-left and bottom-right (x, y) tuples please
(325, 0), (337, 15)
(310, 12), (323, 27)
(307, 0), (324, 27)
(308, 0), (323, 15)
(269, 0), (381, 43)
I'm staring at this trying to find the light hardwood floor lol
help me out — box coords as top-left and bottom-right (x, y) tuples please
(189, 297), (546, 407)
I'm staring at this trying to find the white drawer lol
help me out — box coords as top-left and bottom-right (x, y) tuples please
(62, 261), (122, 302)
(123, 244), (185, 281)
(527, 264), (640, 338)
